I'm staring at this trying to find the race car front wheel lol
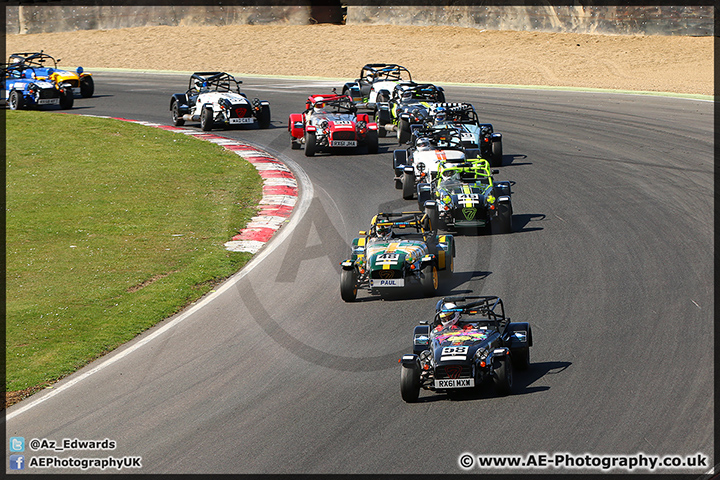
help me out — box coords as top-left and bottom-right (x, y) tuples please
(493, 357), (513, 396)
(400, 364), (421, 403)
(304, 131), (316, 157)
(421, 265), (438, 296)
(80, 76), (94, 98)
(340, 269), (358, 302)
(375, 110), (386, 137)
(9, 91), (24, 110)
(402, 172), (415, 200)
(201, 107), (213, 131)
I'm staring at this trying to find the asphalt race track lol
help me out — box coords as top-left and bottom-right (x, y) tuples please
(6, 73), (714, 475)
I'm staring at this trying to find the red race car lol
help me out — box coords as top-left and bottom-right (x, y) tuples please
(288, 93), (379, 157)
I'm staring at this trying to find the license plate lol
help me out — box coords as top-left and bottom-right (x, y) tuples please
(331, 140), (357, 147)
(435, 378), (474, 389)
(230, 117), (254, 124)
(370, 278), (404, 287)
(38, 98), (60, 105)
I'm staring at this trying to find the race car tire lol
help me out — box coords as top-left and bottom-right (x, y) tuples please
(512, 347), (530, 371)
(171, 101), (185, 126)
(491, 203), (512, 235)
(201, 107), (213, 131)
(9, 90), (24, 110)
(340, 269), (358, 302)
(290, 136), (302, 149)
(59, 88), (74, 109)
(366, 129), (379, 154)
(417, 186), (431, 210)
(402, 172), (415, 200)
(304, 131), (316, 157)
(400, 364), (421, 403)
(493, 357), (513, 396)
(375, 110), (387, 137)
(395, 178), (403, 190)
(397, 118), (411, 144)
(421, 265), (439, 296)
(258, 104), (271, 129)
(80, 76), (94, 98)
(491, 141), (503, 167)
(424, 202), (439, 231)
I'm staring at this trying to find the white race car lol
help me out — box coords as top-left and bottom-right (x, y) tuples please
(170, 72), (270, 131)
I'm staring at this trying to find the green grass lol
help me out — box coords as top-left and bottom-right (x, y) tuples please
(5, 111), (263, 394)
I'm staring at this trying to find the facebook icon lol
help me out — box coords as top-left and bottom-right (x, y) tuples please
(9, 455), (25, 470)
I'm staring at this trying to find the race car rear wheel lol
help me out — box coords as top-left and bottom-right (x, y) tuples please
(493, 357), (513, 396)
(340, 269), (358, 302)
(491, 203), (512, 235)
(304, 131), (316, 157)
(9, 90), (24, 110)
(59, 87), (74, 109)
(491, 140), (503, 167)
(400, 364), (421, 403)
(402, 172), (415, 200)
(512, 347), (530, 371)
(201, 107), (213, 131)
(80, 76), (94, 98)
(171, 101), (185, 126)
(366, 129), (379, 154)
(421, 265), (438, 296)
(258, 104), (271, 129)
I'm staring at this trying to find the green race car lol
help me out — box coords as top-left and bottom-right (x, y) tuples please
(340, 208), (455, 302)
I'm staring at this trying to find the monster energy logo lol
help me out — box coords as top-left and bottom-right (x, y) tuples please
(462, 207), (477, 221)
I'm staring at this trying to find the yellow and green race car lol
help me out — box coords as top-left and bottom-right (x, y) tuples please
(9, 51), (94, 98)
(340, 208), (455, 302)
(417, 157), (513, 234)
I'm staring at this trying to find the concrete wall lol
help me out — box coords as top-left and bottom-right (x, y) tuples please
(347, 5), (715, 36)
(5, 3), (715, 36)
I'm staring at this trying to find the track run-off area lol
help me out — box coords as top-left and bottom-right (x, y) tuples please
(6, 72), (714, 475)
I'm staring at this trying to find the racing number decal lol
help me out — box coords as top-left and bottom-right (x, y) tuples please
(376, 253), (400, 265)
(333, 120), (353, 125)
(441, 346), (469, 357)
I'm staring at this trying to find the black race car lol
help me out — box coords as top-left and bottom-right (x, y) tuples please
(375, 82), (446, 141)
(431, 103), (503, 167)
(400, 295), (532, 402)
(170, 72), (270, 131)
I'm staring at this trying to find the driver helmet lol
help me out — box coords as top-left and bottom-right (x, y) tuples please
(313, 102), (325, 114)
(194, 79), (206, 92)
(435, 106), (447, 123)
(439, 302), (460, 327)
(401, 90), (413, 102)
(416, 137), (431, 151)
(376, 224), (393, 238)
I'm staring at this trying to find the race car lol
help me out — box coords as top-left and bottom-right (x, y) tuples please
(339, 207), (455, 302)
(399, 295), (532, 402)
(2, 62), (74, 110)
(341, 63), (413, 109)
(375, 82), (446, 141)
(288, 93), (379, 157)
(417, 157), (513, 234)
(170, 72), (271, 131)
(393, 126), (479, 200)
(8, 51), (94, 98)
(430, 103), (503, 167)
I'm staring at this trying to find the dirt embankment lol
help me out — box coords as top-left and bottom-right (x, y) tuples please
(5, 24), (714, 96)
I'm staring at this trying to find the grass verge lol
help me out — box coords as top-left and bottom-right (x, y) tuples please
(5, 111), (263, 406)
